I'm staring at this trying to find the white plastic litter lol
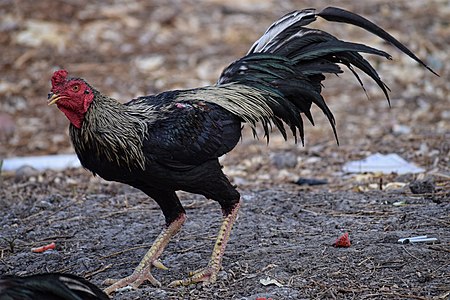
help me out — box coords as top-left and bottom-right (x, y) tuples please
(342, 153), (425, 175)
(1, 154), (81, 171)
(259, 277), (283, 287)
(398, 235), (439, 244)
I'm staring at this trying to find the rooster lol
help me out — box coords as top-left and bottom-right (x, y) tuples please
(48, 7), (436, 294)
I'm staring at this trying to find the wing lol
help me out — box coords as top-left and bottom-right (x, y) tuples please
(142, 97), (242, 171)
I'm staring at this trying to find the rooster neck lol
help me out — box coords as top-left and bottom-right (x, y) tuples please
(69, 93), (154, 172)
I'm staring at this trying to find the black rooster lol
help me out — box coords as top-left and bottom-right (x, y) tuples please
(0, 273), (108, 300)
(47, 7), (436, 294)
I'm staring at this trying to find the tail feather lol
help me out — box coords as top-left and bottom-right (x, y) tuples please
(288, 40), (391, 61)
(318, 6), (439, 76)
(214, 6), (437, 144)
(248, 9), (317, 54)
(334, 51), (392, 102)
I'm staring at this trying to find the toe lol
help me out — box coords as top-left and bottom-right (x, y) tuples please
(102, 278), (118, 285)
(142, 273), (162, 287)
(168, 266), (218, 287)
(168, 279), (184, 287)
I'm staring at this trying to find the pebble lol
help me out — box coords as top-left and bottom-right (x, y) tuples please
(409, 178), (435, 194)
(135, 55), (165, 73)
(14, 165), (39, 181)
(270, 152), (298, 169)
(392, 124), (411, 135)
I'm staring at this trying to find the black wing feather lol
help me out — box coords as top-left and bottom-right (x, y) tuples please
(143, 98), (241, 170)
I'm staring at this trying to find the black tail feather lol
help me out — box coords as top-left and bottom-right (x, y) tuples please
(216, 6), (437, 145)
(289, 40), (392, 62)
(318, 6), (439, 76)
(333, 51), (392, 103)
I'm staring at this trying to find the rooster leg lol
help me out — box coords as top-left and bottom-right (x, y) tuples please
(169, 200), (240, 287)
(103, 213), (186, 295)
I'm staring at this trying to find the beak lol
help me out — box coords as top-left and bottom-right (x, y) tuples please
(47, 93), (62, 105)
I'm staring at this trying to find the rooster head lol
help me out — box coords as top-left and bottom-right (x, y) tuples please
(48, 69), (94, 128)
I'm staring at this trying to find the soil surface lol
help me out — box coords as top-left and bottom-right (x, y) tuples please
(0, 1), (449, 299)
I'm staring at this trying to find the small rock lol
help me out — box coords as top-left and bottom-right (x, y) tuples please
(303, 156), (321, 164)
(270, 152), (298, 169)
(14, 165), (39, 181)
(392, 124), (411, 135)
(394, 173), (415, 183)
(135, 55), (165, 73)
(295, 177), (328, 186)
(409, 178), (435, 194)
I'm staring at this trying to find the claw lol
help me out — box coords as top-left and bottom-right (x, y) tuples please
(152, 259), (169, 270)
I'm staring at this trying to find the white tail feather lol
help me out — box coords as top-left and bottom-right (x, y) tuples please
(248, 9), (317, 54)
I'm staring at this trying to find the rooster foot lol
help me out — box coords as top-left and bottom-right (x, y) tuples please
(169, 202), (240, 287)
(103, 262), (166, 294)
(103, 214), (185, 295)
(168, 263), (220, 287)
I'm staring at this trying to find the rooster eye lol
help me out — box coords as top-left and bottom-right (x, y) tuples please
(72, 85), (80, 92)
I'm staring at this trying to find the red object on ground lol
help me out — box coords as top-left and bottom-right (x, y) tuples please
(31, 242), (56, 253)
(334, 232), (351, 247)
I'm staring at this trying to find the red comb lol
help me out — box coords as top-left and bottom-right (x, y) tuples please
(51, 69), (68, 87)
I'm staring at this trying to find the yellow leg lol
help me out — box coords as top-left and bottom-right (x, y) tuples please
(169, 201), (240, 287)
(103, 214), (186, 295)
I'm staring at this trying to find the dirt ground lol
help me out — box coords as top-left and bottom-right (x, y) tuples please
(0, 0), (449, 299)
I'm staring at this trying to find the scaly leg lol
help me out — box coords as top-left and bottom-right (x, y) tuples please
(103, 214), (186, 295)
(169, 201), (240, 287)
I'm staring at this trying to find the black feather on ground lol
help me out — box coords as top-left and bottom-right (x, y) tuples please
(0, 273), (109, 300)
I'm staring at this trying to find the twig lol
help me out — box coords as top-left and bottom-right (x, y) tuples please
(428, 217), (450, 226)
(36, 235), (74, 242)
(357, 257), (372, 266)
(56, 265), (73, 274)
(402, 246), (426, 264)
(375, 263), (406, 270)
(183, 200), (214, 209)
(84, 264), (112, 279)
(99, 244), (152, 260)
(311, 279), (368, 294)
(363, 292), (430, 300)
(427, 245), (450, 253)
(24, 200), (77, 222)
(98, 208), (159, 219)
(430, 262), (450, 276)
(175, 244), (204, 254)
(0, 258), (12, 269)
(300, 208), (320, 215)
